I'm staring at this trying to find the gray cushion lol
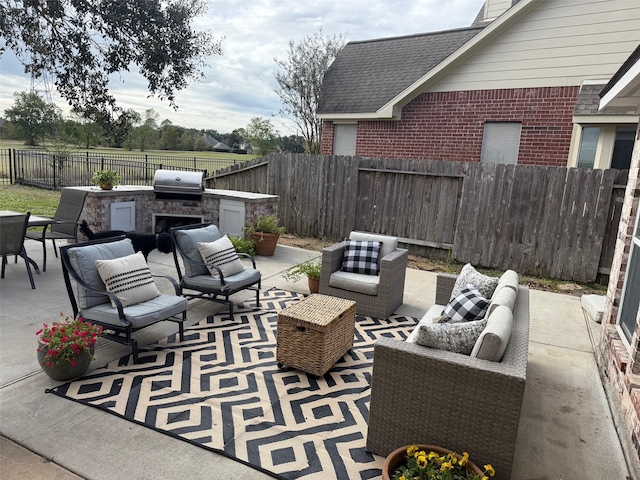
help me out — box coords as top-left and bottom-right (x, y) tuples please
(328, 270), (379, 295)
(349, 231), (398, 260)
(492, 269), (519, 298)
(173, 225), (222, 277)
(487, 283), (517, 317)
(415, 318), (488, 355)
(181, 268), (261, 293)
(80, 294), (187, 328)
(471, 305), (513, 362)
(406, 304), (446, 343)
(67, 238), (136, 308)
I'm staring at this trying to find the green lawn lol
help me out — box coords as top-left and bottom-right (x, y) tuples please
(0, 184), (61, 217)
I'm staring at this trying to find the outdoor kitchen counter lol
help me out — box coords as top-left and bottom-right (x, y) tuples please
(66, 186), (279, 236)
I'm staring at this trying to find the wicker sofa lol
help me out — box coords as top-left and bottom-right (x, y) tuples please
(366, 273), (530, 480)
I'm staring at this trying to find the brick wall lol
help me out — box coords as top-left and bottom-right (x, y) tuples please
(321, 86), (580, 166)
(598, 126), (640, 460)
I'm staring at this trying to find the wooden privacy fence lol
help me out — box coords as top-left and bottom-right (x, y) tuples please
(211, 153), (627, 283)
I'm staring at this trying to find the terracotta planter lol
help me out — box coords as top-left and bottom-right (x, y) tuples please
(382, 444), (483, 480)
(252, 232), (279, 256)
(99, 183), (113, 190)
(308, 276), (320, 294)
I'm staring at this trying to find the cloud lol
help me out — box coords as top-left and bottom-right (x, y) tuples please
(0, 0), (484, 134)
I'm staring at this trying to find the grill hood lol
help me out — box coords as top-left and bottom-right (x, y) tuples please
(153, 170), (204, 199)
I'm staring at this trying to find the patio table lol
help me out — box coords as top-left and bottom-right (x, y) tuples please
(0, 210), (57, 273)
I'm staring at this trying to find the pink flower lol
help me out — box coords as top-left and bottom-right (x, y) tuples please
(71, 359), (77, 367)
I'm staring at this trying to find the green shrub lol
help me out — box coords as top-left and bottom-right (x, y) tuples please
(282, 258), (322, 281)
(230, 236), (257, 256)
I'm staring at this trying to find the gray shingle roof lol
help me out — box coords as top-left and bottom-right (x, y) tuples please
(574, 84), (608, 116)
(318, 26), (484, 115)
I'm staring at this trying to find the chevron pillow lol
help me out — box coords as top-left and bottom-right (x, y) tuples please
(95, 252), (161, 308)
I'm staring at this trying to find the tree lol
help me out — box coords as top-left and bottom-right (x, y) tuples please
(123, 109), (142, 151)
(3, 91), (62, 145)
(238, 117), (279, 156)
(136, 109), (159, 151)
(0, 0), (222, 126)
(274, 28), (346, 154)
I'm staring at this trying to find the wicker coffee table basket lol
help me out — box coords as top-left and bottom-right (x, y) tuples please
(277, 294), (356, 376)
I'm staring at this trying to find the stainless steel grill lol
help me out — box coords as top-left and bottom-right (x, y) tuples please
(153, 170), (204, 199)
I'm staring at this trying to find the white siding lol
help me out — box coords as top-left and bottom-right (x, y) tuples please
(485, 0), (513, 20)
(429, 0), (640, 92)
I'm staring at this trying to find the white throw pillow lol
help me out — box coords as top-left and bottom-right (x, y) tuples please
(95, 252), (161, 308)
(450, 263), (499, 300)
(415, 318), (488, 355)
(198, 235), (245, 278)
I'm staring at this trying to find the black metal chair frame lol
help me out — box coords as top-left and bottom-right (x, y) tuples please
(1, 212), (36, 289)
(60, 236), (186, 363)
(27, 190), (87, 272)
(170, 223), (261, 318)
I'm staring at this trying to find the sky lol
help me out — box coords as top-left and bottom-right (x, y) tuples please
(0, 0), (485, 136)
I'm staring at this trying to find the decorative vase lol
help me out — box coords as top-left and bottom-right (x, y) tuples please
(37, 341), (93, 381)
(99, 183), (113, 190)
(308, 277), (320, 294)
(382, 444), (483, 480)
(252, 232), (279, 256)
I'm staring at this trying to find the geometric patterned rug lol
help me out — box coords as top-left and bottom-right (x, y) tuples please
(47, 289), (418, 480)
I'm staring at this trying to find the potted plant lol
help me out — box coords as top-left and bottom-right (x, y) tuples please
(36, 313), (103, 381)
(244, 214), (285, 256)
(383, 444), (495, 480)
(282, 258), (322, 293)
(229, 235), (257, 256)
(91, 169), (121, 190)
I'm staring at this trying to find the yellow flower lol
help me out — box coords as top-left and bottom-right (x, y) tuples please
(440, 461), (453, 471)
(417, 450), (427, 458)
(484, 464), (496, 477)
(459, 451), (469, 466)
(427, 451), (439, 461)
(416, 455), (428, 469)
(481, 477), (488, 480)
(399, 476), (406, 480)
(407, 445), (418, 457)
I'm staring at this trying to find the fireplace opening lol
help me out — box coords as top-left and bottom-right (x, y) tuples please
(153, 214), (205, 234)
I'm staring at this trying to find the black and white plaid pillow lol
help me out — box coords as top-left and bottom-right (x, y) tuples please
(444, 283), (489, 323)
(341, 240), (382, 275)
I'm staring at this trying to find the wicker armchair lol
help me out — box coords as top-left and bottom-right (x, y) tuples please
(366, 273), (530, 480)
(318, 231), (408, 319)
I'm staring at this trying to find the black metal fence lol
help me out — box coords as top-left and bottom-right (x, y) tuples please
(0, 149), (241, 189)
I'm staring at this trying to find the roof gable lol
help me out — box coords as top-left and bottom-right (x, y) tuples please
(318, 27), (483, 115)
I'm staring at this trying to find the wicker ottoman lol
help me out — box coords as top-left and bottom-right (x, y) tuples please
(277, 294), (356, 376)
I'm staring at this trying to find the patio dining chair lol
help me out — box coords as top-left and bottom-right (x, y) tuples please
(1, 212), (36, 289)
(25, 188), (88, 272)
(170, 223), (261, 318)
(60, 236), (187, 363)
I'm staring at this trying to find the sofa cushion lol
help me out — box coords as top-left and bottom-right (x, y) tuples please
(492, 269), (519, 298)
(198, 235), (244, 278)
(487, 284), (517, 317)
(95, 252), (161, 308)
(415, 318), (488, 355)
(173, 225), (222, 277)
(329, 270), (379, 295)
(471, 305), (513, 361)
(349, 231), (398, 260)
(341, 239), (381, 275)
(444, 284), (490, 323)
(67, 238), (136, 309)
(450, 263), (499, 300)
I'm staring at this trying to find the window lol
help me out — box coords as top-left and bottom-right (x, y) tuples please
(577, 127), (600, 169)
(480, 122), (521, 165)
(333, 124), (357, 156)
(618, 212), (640, 344)
(611, 126), (637, 170)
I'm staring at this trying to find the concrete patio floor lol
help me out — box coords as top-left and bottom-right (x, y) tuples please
(0, 238), (637, 479)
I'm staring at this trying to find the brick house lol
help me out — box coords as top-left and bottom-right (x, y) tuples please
(597, 46), (640, 465)
(318, 0), (640, 169)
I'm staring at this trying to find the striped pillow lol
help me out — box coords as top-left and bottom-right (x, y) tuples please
(198, 235), (245, 278)
(95, 252), (161, 308)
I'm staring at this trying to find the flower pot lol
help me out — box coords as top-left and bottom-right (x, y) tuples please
(382, 444), (483, 480)
(252, 232), (279, 256)
(308, 276), (320, 294)
(100, 183), (113, 190)
(37, 340), (93, 382)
